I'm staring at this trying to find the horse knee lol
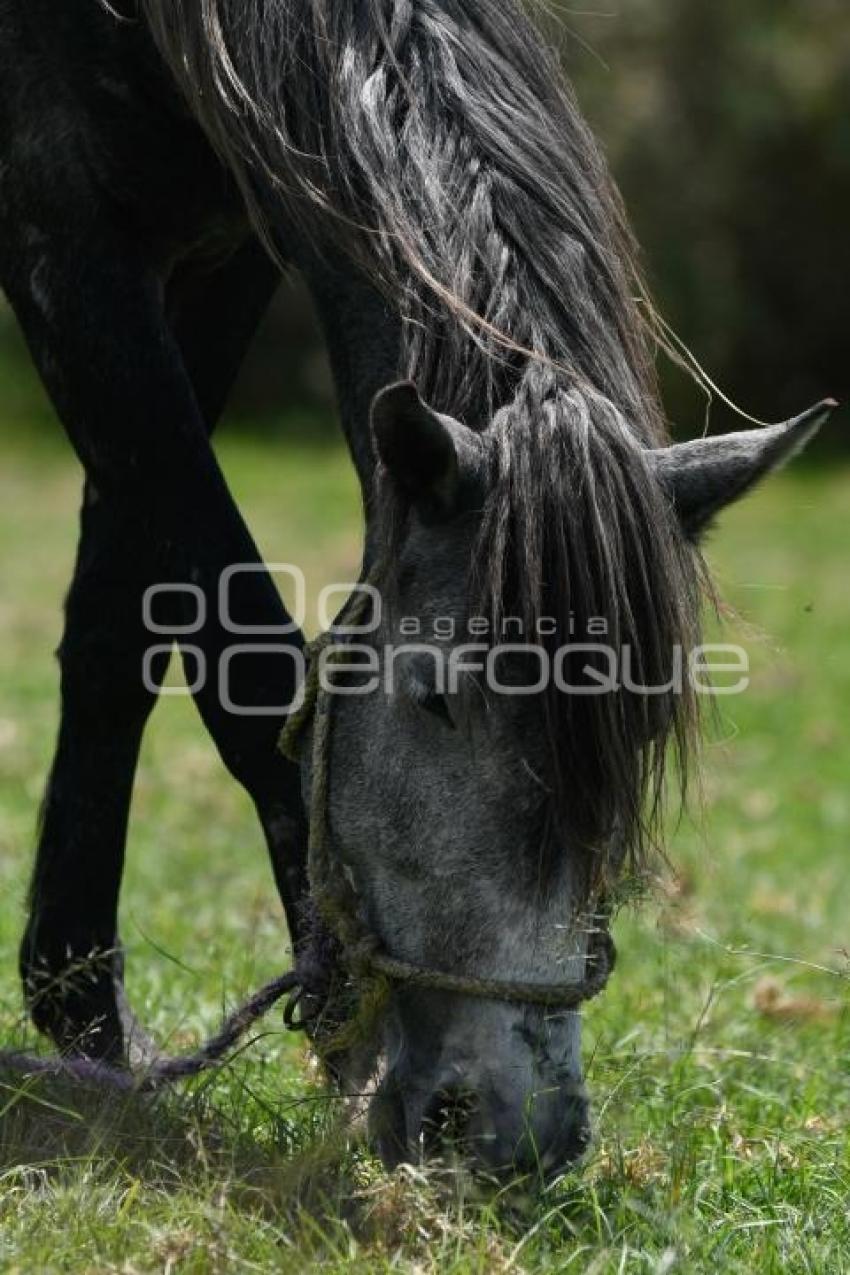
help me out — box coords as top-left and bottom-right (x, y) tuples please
(56, 613), (163, 723)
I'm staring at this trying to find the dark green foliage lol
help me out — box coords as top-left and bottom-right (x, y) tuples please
(566, 0), (848, 435)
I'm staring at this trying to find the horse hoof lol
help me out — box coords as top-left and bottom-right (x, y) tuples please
(114, 976), (161, 1069)
(19, 933), (157, 1067)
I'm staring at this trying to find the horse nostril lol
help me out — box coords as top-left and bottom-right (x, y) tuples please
(420, 1085), (478, 1156)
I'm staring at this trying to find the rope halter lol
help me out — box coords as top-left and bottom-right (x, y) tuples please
(279, 579), (617, 1025)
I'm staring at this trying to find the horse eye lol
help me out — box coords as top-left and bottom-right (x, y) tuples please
(420, 690), (456, 729)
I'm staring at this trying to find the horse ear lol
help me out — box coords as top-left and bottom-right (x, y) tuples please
(649, 400), (836, 540)
(371, 381), (460, 513)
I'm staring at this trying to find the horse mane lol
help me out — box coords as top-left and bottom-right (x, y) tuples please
(139, 0), (659, 428)
(140, 0), (704, 876)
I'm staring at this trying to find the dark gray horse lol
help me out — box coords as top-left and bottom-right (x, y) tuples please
(0, 0), (828, 1175)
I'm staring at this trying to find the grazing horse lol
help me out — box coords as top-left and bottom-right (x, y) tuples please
(0, 0), (828, 1174)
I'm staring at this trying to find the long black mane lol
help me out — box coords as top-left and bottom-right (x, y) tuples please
(142, 0), (703, 876)
(142, 1), (658, 428)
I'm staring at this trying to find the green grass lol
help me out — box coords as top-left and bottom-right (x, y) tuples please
(0, 392), (848, 1272)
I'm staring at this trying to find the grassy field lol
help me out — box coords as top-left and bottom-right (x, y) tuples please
(0, 377), (848, 1271)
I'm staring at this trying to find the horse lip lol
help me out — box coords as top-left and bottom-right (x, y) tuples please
(368, 1063), (592, 1179)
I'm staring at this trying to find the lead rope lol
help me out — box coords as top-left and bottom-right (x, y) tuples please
(0, 970), (303, 1093)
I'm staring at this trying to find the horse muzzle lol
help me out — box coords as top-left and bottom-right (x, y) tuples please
(368, 1004), (592, 1179)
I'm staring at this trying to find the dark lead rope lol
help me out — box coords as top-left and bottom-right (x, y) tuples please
(0, 584), (615, 1093)
(0, 971), (303, 1093)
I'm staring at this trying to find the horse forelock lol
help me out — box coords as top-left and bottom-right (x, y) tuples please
(471, 372), (704, 884)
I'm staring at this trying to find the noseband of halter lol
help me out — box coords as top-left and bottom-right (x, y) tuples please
(279, 581), (616, 1025)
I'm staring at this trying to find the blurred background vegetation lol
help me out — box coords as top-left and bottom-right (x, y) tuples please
(569, 0), (849, 435)
(1, 0), (846, 448)
(0, 7), (848, 1266)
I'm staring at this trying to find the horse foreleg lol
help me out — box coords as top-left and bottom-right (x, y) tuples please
(5, 229), (307, 1060)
